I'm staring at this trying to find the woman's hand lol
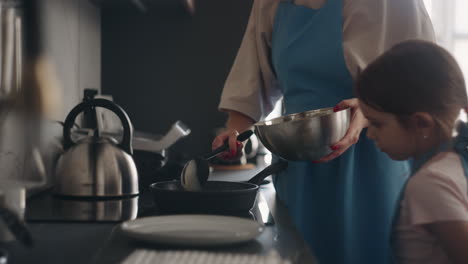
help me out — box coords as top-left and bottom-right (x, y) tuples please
(211, 110), (255, 160)
(313, 98), (369, 163)
(212, 129), (244, 160)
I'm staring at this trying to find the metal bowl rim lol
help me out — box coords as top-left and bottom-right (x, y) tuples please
(254, 107), (350, 127)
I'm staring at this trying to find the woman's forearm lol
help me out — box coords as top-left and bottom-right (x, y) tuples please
(225, 110), (256, 132)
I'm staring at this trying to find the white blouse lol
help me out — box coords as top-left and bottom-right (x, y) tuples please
(218, 0), (435, 122)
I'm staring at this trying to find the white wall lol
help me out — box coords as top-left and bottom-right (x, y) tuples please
(41, 0), (101, 120)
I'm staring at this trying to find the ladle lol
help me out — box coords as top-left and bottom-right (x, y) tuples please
(181, 130), (253, 191)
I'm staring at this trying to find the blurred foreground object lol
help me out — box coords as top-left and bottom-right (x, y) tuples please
(0, 0), (59, 244)
(0, 0), (61, 122)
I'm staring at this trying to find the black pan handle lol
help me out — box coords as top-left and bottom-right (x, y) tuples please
(247, 160), (288, 185)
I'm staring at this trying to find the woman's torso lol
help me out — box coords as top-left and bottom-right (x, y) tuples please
(271, 0), (353, 113)
(270, 1), (411, 263)
(218, 0), (434, 122)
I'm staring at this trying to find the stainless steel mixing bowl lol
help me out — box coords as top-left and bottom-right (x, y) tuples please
(254, 107), (351, 161)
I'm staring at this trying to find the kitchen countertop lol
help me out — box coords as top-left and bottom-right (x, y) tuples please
(3, 166), (317, 264)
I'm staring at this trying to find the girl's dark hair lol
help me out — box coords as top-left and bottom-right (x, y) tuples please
(355, 40), (468, 137)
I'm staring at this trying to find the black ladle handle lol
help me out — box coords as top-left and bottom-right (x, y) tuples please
(63, 98), (134, 154)
(247, 160), (288, 185)
(203, 130), (254, 160)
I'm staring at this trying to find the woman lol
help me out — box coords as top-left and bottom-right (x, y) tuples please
(213, 0), (435, 263)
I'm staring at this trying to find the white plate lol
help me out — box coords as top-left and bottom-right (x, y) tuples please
(120, 215), (264, 247)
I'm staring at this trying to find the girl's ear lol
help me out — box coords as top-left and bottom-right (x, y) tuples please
(410, 112), (436, 133)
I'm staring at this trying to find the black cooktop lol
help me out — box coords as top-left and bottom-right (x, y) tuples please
(26, 159), (272, 225)
(25, 188), (264, 223)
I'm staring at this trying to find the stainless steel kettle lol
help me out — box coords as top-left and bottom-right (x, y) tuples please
(54, 99), (138, 197)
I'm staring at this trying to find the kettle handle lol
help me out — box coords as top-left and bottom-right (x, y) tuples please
(63, 98), (134, 155)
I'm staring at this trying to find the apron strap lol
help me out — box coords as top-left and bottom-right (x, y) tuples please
(453, 122), (468, 183)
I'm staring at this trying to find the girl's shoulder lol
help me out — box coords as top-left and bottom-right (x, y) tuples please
(402, 151), (468, 225)
(407, 151), (467, 201)
(416, 151), (465, 179)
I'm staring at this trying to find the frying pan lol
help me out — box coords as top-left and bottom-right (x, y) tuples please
(149, 160), (288, 213)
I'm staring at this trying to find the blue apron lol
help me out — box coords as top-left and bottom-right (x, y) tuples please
(271, 0), (410, 263)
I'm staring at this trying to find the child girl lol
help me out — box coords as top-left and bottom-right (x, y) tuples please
(354, 40), (468, 264)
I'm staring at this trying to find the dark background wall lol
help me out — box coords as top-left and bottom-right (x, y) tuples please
(101, 0), (253, 159)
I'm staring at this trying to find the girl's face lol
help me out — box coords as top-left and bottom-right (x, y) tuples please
(360, 101), (418, 160)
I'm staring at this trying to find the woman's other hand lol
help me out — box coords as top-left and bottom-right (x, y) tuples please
(313, 98), (369, 163)
(212, 110), (255, 160)
(212, 129), (244, 160)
